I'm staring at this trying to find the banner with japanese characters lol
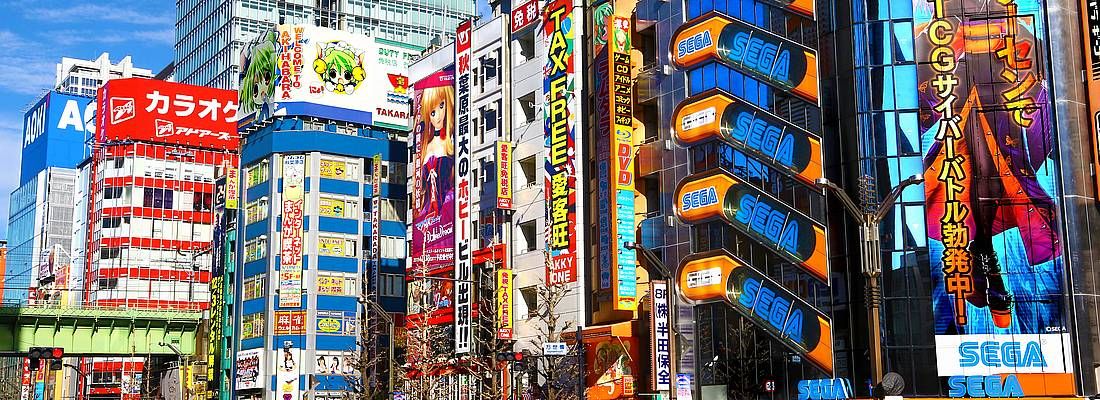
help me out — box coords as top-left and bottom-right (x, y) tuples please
(410, 67), (456, 276)
(496, 141), (513, 209)
(226, 167), (240, 209)
(649, 281), (671, 391)
(274, 310), (306, 335)
(915, 0), (1073, 396)
(97, 77), (239, 150)
(235, 349), (264, 390)
(274, 348), (301, 400)
(609, 15), (636, 311)
(279, 154), (305, 308)
(237, 25), (415, 130)
(496, 269), (513, 339)
(544, 0), (582, 286)
(454, 18), (474, 355)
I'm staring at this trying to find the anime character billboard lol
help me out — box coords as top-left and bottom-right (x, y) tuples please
(409, 67), (456, 276)
(237, 25), (414, 130)
(915, 0), (1074, 395)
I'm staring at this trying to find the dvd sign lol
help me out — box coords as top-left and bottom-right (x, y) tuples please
(97, 78), (239, 151)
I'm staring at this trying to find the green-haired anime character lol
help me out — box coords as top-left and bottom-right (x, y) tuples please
(239, 31), (276, 114)
(592, 3), (614, 48)
(313, 41), (366, 95)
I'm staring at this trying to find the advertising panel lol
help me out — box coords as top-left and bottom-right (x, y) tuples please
(649, 281), (672, 391)
(496, 141), (513, 209)
(544, 0), (582, 286)
(279, 155), (305, 308)
(21, 91), (95, 184)
(238, 25), (414, 129)
(316, 311), (357, 335)
(674, 169), (828, 282)
(372, 154), (382, 264)
(318, 197), (347, 218)
(226, 167), (240, 209)
(317, 275), (349, 295)
(496, 269), (513, 339)
(274, 310), (307, 335)
(319, 159), (349, 179)
(275, 348), (301, 400)
(454, 18), (474, 355)
(915, 0), (1073, 396)
(609, 15), (637, 311)
(669, 12), (819, 105)
(676, 250), (833, 374)
(235, 348), (264, 390)
(317, 236), (354, 257)
(97, 78), (239, 150)
(593, 2), (613, 292)
(314, 352), (355, 375)
(511, 0), (540, 33)
(585, 335), (640, 400)
(410, 67), (456, 276)
(672, 89), (823, 186)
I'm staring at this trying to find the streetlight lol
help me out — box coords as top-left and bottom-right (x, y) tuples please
(815, 174), (923, 388)
(159, 341), (186, 400)
(623, 241), (679, 399)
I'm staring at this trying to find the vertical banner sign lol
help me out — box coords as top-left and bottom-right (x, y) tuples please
(497, 142), (513, 209)
(916, 0), (1073, 397)
(1082, 0), (1100, 196)
(454, 18), (474, 355)
(593, 1), (613, 291)
(544, 0), (579, 286)
(496, 269), (514, 339)
(609, 15), (636, 311)
(650, 281), (672, 391)
(511, 0), (540, 33)
(226, 167), (240, 209)
(275, 348), (301, 400)
(279, 155), (305, 308)
(409, 68), (456, 276)
(372, 155), (382, 270)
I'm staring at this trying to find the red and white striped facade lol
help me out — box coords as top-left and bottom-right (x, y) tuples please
(84, 142), (237, 311)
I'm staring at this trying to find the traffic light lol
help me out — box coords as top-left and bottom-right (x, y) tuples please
(495, 352), (523, 362)
(27, 347), (64, 371)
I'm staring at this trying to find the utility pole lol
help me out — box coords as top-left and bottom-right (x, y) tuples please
(816, 174), (923, 388)
(624, 242), (676, 399)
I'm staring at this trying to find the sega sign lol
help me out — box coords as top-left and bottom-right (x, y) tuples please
(97, 78), (239, 150)
(935, 334), (1071, 376)
(947, 375), (1023, 398)
(797, 378), (852, 400)
(680, 186), (718, 211)
(676, 30), (713, 59)
(20, 92), (96, 184)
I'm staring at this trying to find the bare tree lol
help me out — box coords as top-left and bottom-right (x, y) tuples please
(342, 299), (396, 400)
(398, 278), (451, 400)
(524, 279), (582, 400)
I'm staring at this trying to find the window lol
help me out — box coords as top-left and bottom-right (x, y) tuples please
(380, 236), (406, 259)
(317, 236), (357, 257)
(144, 188), (175, 209)
(193, 192), (213, 211)
(246, 160), (270, 187)
(246, 197), (269, 224)
(100, 247), (122, 259)
(518, 156), (536, 188)
(319, 196), (357, 218)
(241, 313), (264, 339)
(380, 274), (405, 297)
(380, 199), (406, 221)
(514, 30), (535, 63)
(102, 216), (129, 229)
(242, 275), (265, 300)
(316, 273), (357, 296)
(518, 220), (536, 252)
(517, 92), (536, 123)
(104, 187), (124, 199)
(520, 286), (538, 319)
(482, 103), (498, 132)
(244, 236), (267, 262)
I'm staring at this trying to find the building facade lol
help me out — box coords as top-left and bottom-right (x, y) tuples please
(55, 52), (153, 97)
(175, 0), (474, 89)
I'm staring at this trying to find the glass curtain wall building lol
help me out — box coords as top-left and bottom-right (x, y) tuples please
(175, 0), (475, 89)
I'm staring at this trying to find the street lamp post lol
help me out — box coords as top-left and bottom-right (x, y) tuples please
(160, 341), (186, 400)
(623, 241), (677, 400)
(815, 174), (923, 388)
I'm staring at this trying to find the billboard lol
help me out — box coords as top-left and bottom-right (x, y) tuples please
(496, 141), (513, 209)
(544, 0), (582, 286)
(496, 269), (513, 339)
(649, 281), (672, 391)
(275, 347), (300, 400)
(915, 0), (1073, 396)
(1083, 0), (1100, 197)
(237, 25), (415, 130)
(673, 169), (829, 282)
(672, 89), (823, 186)
(676, 250), (834, 374)
(235, 349), (264, 390)
(225, 167), (240, 209)
(97, 78), (239, 150)
(410, 67), (456, 276)
(316, 311), (357, 335)
(454, 19), (474, 355)
(593, 2), (613, 292)
(609, 15), (637, 311)
(511, 0), (540, 33)
(670, 12), (819, 105)
(279, 155), (305, 308)
(274, 310), (307, 334)
(20, 91), (95, 184)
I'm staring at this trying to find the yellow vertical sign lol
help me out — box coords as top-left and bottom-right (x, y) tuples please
(496, 269), (513, 339)
(496, 141), (513, 209)
(226, 167), (240, 209)
(609, 15), (637, 311)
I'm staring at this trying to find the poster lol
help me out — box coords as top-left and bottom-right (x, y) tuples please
(915, 0), (1073, 396)
(584, 335), (640, 400)
(544, 0), (581, 286)
(318, 197), (347, 218)
(274, 310), (307, 335)
(235, 349), (264, 390)
(317, 275), (349, 295)
(410, 67), (456, 276)
(275, 348), (301, 400)
(314, 353), (355, 375)
(317, 236), (353, 257)
(609, 15), (636, 311)
(279, 154), (305, 308)
(319, 159), (349, 179)
(316, 311), (357, 335)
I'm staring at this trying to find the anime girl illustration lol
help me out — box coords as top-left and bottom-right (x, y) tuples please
(313, 41), (366, 95)
(414, 84), (455, 218)
(917, 0), (1063, 335)
(239, 30), (277, 115)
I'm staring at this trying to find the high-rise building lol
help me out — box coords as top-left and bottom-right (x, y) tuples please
(230, 24), (415, 400)
(55, 52), (153, 97)
(174, 0), (474, 89)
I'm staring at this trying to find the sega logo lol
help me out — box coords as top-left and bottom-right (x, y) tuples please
(733, 193), (800, 255)
(959, 341), (1047, 368)
(738, 277), (805, 344)
(681, 186), (718, 211)
(797, 378), (852, 400)
(948, 375), (1023, 398)
(732, 110), (796, 168)
(676, 30), (713, 59)
(727, 32), (793, 83)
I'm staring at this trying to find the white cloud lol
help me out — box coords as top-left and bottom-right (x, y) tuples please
(0, 30), (57, 95)
(23, 4), (174, 26)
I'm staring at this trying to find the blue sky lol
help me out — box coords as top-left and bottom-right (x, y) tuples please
(0, 1), (175, 239)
